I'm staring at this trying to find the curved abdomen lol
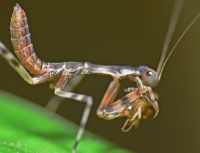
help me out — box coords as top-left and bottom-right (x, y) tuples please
(10, 4), (45, 75)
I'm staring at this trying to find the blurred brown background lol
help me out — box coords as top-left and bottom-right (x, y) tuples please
(1, 0), (200, 153)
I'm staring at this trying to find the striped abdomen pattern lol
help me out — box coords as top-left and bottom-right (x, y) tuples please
(10, 4), (45, 75)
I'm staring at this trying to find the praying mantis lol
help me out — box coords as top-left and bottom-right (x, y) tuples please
(0, 0), (200, 152)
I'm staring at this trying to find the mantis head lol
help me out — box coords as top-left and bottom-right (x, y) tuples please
(137, 66), (160, 88)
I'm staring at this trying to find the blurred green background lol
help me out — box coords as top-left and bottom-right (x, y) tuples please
(1, 0), (200, 153)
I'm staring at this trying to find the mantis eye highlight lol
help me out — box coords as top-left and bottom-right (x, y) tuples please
(146, 70), (153, 77)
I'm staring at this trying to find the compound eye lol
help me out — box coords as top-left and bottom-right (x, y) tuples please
(146, 70), (153, 77)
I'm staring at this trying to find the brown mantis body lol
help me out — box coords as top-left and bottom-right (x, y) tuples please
(0, 0), (200, 152)
(0, 4), (158, 152)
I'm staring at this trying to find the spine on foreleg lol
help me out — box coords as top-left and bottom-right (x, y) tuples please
(10, 4), (45, 75)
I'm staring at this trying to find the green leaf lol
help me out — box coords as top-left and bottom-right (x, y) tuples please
(0, 90), (132, 153)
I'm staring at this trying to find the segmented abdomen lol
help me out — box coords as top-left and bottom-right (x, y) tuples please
(10, 4), (45, 75)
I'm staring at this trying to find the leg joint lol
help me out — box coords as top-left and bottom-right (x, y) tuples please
(54, 88), (62, 95)
(0, 42), (8, 55)
(85, 96), (93, 105)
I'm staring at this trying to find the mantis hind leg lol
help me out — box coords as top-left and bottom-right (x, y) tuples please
(54, 73), (93, 153)
(0, 42), (50, 84)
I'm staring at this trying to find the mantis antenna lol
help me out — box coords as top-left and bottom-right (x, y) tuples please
(158, 11), (200, 79)
(157, 0), (185, 78)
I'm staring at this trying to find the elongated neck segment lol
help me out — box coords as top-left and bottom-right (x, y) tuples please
(84, 62), (138, 78)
